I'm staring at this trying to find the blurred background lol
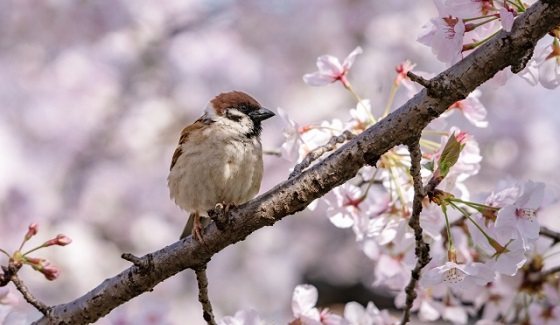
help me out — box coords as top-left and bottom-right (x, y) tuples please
(0, 0), (558, 324)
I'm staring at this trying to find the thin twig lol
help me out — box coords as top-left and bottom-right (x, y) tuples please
(121, 253), (155, 275)
(407, 71), (432, 88)
(540, 226), (560, 245)
(195, 265), (216, 325)
(262, 148), (282, 157)
(289, 130), (355, 179)
(9, 264), (50, 316)
(401, 137), (431, 325)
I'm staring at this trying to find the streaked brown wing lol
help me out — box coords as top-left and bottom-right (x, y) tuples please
(169, 119), (206, 170)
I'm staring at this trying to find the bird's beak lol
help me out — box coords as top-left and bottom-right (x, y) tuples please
(249, 107), (275, 122)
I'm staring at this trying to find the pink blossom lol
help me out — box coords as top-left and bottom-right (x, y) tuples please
(495, 180), (544, 249)
(466, 213), (528, 276)
(324, 183), (388, 233)
(418, 16), (466, 64)
(0, 288), (19, 306)
(344, 301), (397, 325)
(528, 303), (560, 325)
(499, 7), (515, 32)
(537, 41), (560, 89)
(277, 107), (303, 162)
(518, 42), (560, 89)
(420, 261), (495, 290)
(291, 284), (322, 323)
(303, 47), (363, 87)
(218, 309), (263, 325)
(291, 284), (346, 325)
(348, 100), (374, 131)
(394, 60), (416, 86)
(442, 0), (494, 18)
(448, 90), (488, 128)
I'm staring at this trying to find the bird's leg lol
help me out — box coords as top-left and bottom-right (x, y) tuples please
(192, 211), (205, 243)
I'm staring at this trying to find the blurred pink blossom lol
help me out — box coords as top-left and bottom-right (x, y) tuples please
(303, 47), (363, 87)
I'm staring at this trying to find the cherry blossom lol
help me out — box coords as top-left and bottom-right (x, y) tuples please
(442, 0), (494, 18)
(278, 107), (303, 162)
(344, 301), (397, 325)
(0, 288), (18, 306)
(495, 180), (545, 250)
(537, 40), (560, 89)
(303, 47), (363, 87)
(291, 284), (346, 325)
(528, 303), (560, 325)
(394, 60), (416, 86)
(447, 90), (488, 128)
(324, 183), (390, 241)
(499, 7), (515, 32)
(418, 16), (466, 64)
(420, 261), (494, 290)
(218, 309), (263, 325)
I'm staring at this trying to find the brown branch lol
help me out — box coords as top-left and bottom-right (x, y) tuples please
(10, 269), (51, 316)
(195, 266), (216, 325)
(540, 226), (560, 245)
(32, 2), (560, 324)
(289, 130), (355, 179)
(407, 71), (432, 89)
(401, 137), (431, 325)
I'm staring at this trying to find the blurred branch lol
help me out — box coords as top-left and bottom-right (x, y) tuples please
(32, 2), (560, 324)
(195, 266), (216, 325)
(540, 225), (560, 244)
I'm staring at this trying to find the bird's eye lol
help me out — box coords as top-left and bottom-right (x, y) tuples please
(238, 104), (251, 114)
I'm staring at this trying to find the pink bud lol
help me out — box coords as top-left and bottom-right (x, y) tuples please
(24, 256), (44, 267)
(43, 234), (72, 247)
(24, 223), (39, 241)
(41, 264), (60, 281)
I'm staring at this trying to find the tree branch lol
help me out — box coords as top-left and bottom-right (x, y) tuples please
(195, 266), (216, 325)
(33, 1), (560, 324)
(540, 225), (560, 245)
(401, 137), (431, 325)
(11, 271), (51, 316)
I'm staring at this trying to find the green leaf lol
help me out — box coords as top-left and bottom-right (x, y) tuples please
(437, 133), (463, 177)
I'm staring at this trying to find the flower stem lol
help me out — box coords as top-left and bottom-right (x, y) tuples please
(448, 200), (494, 243)
(383, 83), (398, 118)
(345, 82), (377, 124)
(441, 204), (454, 248)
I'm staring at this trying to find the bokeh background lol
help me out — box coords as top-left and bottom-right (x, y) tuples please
(0, 0), (558, 324)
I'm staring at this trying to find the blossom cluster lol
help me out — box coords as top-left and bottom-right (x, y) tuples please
(419, 0), (560, 89)
(268, 39), (558, 324)
(0, 223), (72, 320)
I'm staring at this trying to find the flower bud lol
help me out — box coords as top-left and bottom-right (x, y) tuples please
(43, 234), (72, 247)
(24, 223), (39, 241)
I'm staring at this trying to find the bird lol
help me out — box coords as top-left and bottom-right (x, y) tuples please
(168, 91), (275, 242)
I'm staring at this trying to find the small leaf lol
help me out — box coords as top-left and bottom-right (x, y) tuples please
(438, 133), (463, 177)
(422, 160), (434, 172)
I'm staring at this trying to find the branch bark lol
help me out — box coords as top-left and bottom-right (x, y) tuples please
(33, 1), (560, 324)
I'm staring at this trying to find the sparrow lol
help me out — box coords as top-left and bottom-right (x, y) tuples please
(168, 91), (275, 241)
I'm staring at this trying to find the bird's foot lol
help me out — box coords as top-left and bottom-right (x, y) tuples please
(211, 202), (236, 231)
